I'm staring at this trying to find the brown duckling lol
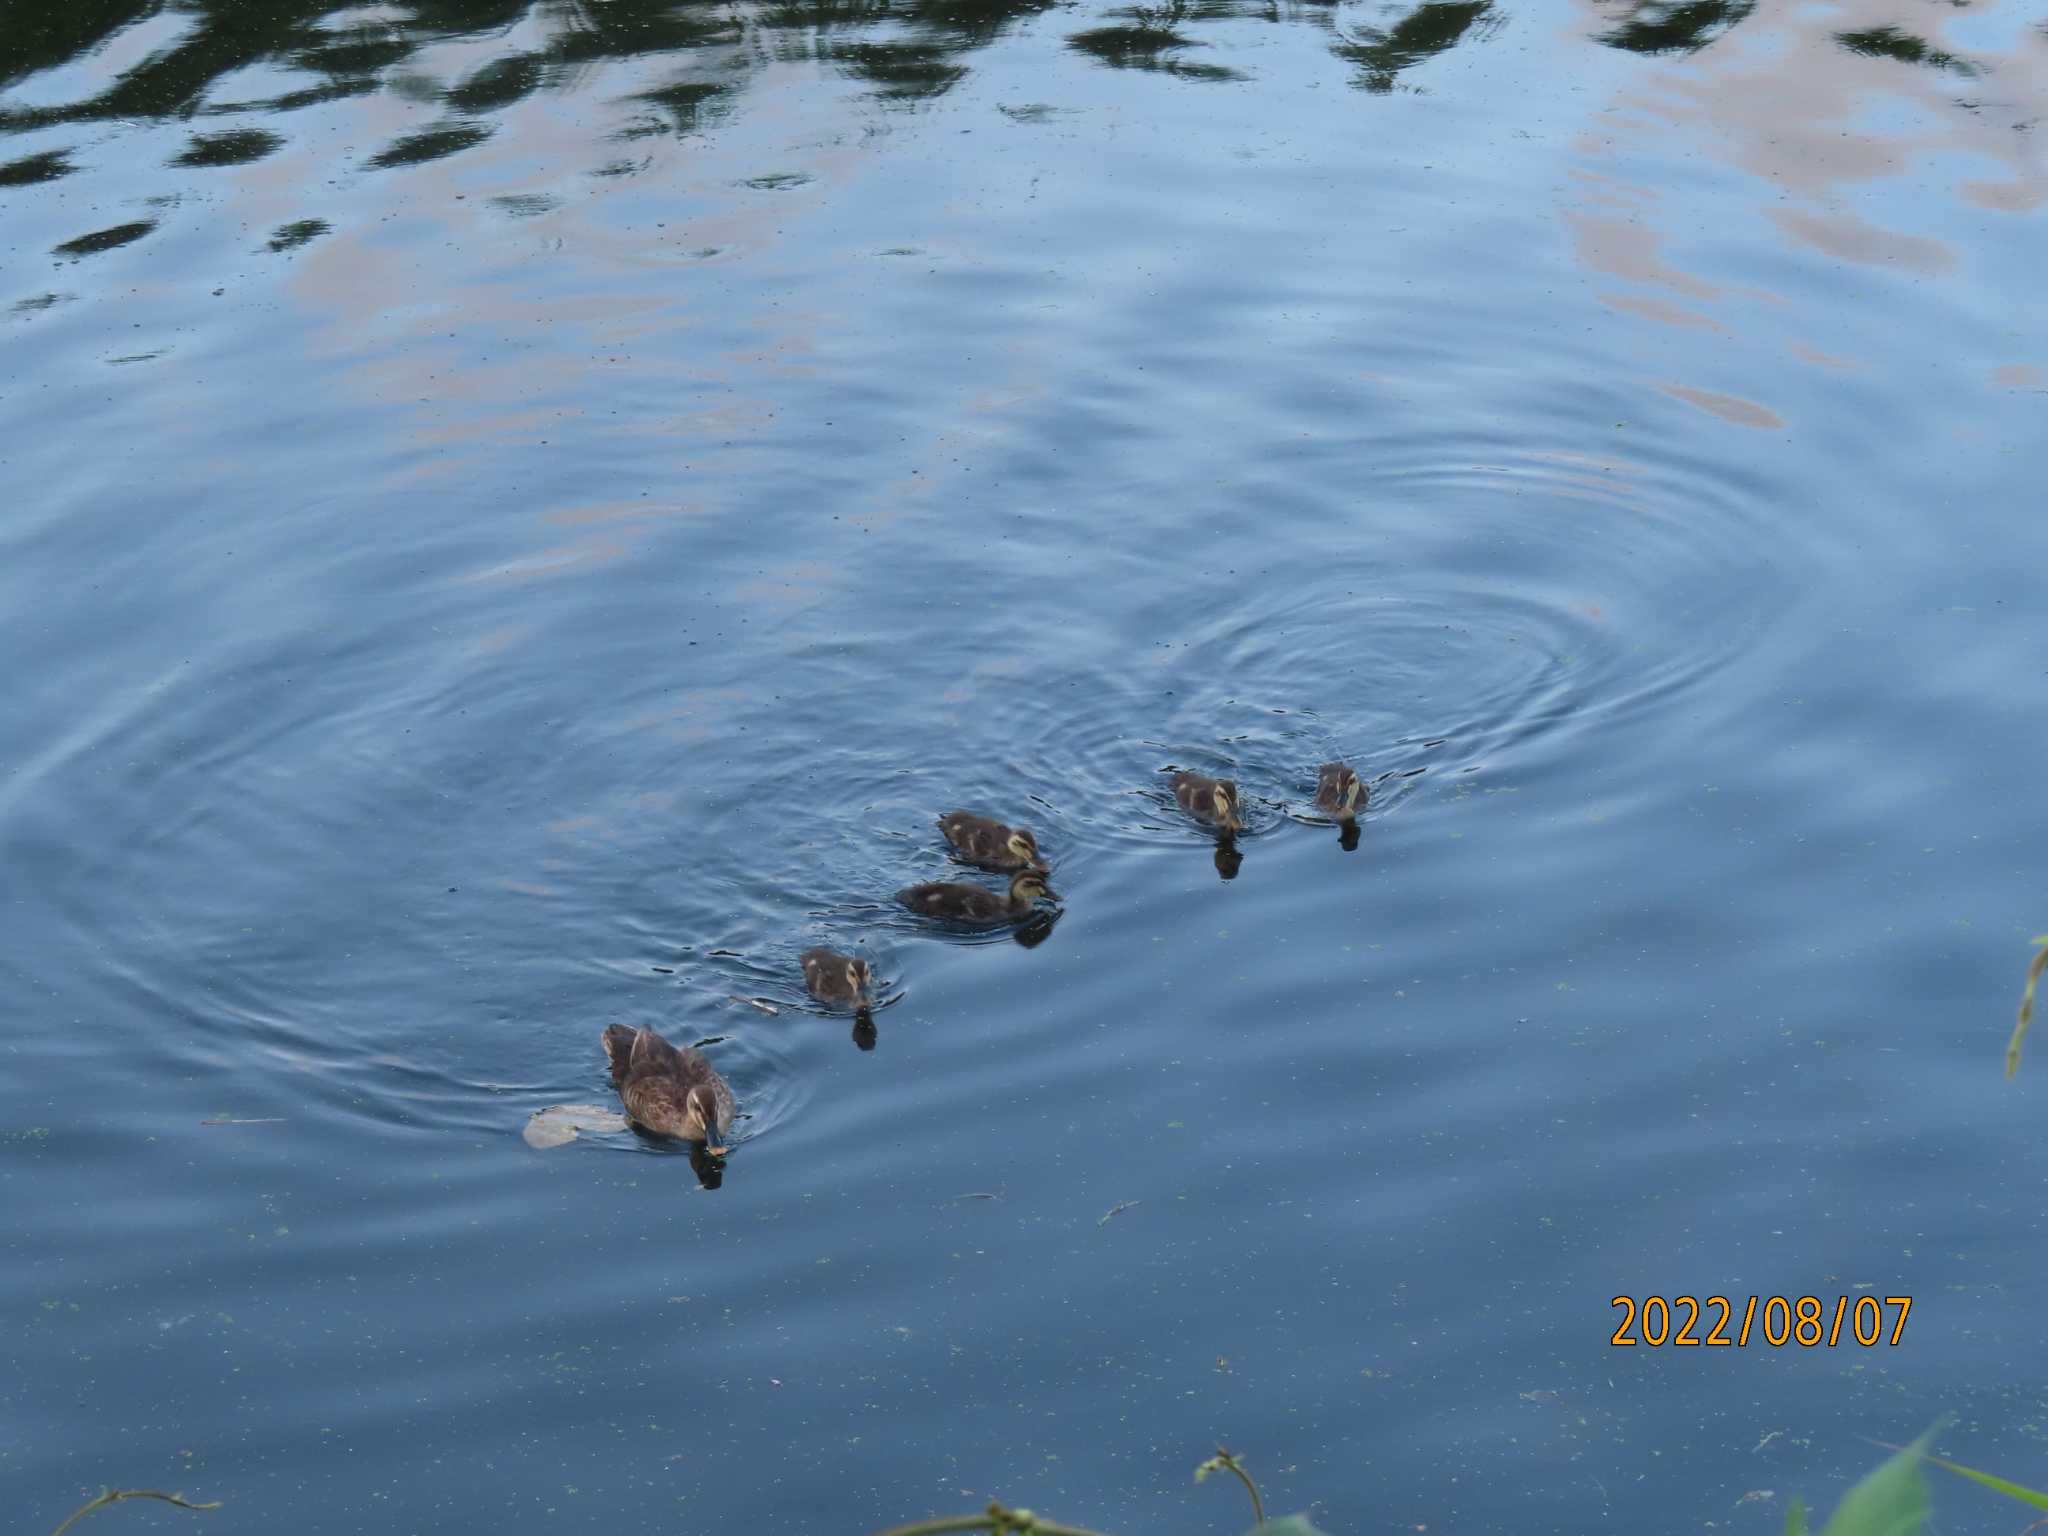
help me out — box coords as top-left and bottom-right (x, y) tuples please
(937, 810), (1049, 874)
(1171, 770), (1243, 832)
(897, 870), (1059, 926)
(800, 947), (873, 1010)
(601, 1023), (735, 1155)
(1314, 761), (1368, 821)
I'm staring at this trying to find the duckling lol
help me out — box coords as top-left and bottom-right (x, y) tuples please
(1314, 761), (1368, 821)
(601, 1023), (735, 1155)
(897, 870), (1059, 926)
(938, 810), (1049, 874)
(800, 947), (873, 1010)
(1171, 770), (1243, 832)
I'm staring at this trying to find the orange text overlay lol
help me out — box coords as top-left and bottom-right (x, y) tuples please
(1610, 1295), (1912, 1347)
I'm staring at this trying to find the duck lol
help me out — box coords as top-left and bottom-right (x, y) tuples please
(937, 809), (1049, 874)
(897, 870), (1059, 926)
(1171, 770), (1243, 831)
(1314, 761), (1368, 821)
(800, 947), (873, 1010)
(601, 1023), (735, 1154)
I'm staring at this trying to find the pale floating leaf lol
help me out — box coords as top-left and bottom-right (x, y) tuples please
(523, 1104), (629, 1149)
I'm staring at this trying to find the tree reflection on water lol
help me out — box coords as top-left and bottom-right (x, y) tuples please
(0, 0), (1776, 166)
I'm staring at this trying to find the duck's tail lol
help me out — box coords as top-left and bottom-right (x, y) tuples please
(602, 1023), (638, 1088)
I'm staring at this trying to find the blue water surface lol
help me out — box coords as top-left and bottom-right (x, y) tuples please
(3, 0), (2046, 1529)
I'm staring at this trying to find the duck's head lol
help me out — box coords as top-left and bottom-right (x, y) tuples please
(1012, 871), (1060, 906)
(689, 1084), (728, 1156)
(1213, 782), (1243, 832)
(1007, 828), (1048, 873)
(843, 956), (874, 1008)
(1318, 763), (1363, 817)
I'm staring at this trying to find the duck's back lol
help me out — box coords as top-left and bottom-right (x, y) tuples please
(601, 1024), (731, 1136)
(898, 879), (1000, 923)
(603, 1023), (678, 1090)
(938, 811), (1003, 862)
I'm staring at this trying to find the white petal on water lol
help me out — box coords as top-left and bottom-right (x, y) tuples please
(523, 1103), (630, 1149)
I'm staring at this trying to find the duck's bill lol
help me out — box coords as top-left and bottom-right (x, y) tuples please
(1037, 885), (1061, 903)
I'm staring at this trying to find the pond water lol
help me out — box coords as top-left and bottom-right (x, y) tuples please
(3, 0), (2046, 1529)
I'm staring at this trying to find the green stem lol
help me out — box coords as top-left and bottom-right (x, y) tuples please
(2008, 939), (2048, 1079)
(1219, 1453), (1266, 1527)
(51, 1490), (219, 1536)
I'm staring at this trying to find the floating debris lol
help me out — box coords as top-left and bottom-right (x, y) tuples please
(522, 1103), (629, 1149)
(941, 1191), (1002, 1206)
(1098, 1199), (1141, 1226)
(200, 1117), (286, 1126)
(728, 995), (779, 1015)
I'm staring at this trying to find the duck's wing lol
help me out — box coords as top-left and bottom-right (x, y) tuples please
(899, 881), (993, 920)
(602, 1023), (639, 1089)
(939, 811), (1004, 860)
(628, 1026), (688, 1077)
(621, 1072), (692, 1134)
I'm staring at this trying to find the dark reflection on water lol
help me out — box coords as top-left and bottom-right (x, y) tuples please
(0, 145), (71, 183)
(1331, 0), (1497, 92)
(1590, 0), (1752, 54)
(172, 126), (283, 166)
(0, 0), (1547, 172)
(0, 0), (1054, 139)
(1834, 23), (1982, 76)
(5, 0), (2016, 184)
(265, 216), (327, 251)
(51, 219), (155, 256)
(1212, 836), (1243, 879)
(1069, 17), (1249, 82)
(1011, 907), (1062, 946)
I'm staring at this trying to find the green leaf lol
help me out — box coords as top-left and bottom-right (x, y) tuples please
(1783, 1495), (1810, 1536)
(1245, 1519), (1330, 1536)
(1920, 1451), (2048, 1512)
(1815, 1423), (1940, 1536)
